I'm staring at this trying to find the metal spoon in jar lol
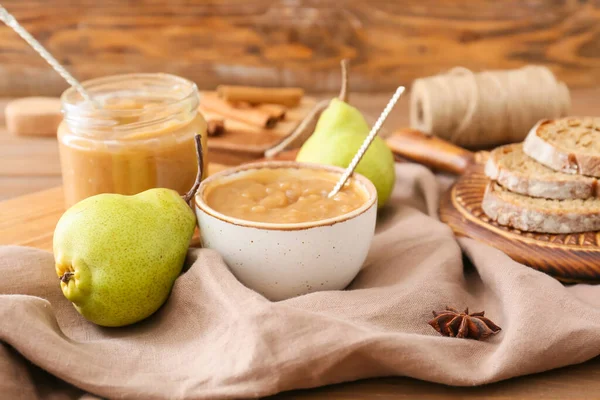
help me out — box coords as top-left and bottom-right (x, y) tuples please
(0, 5), (99, 108)
(328, 86), (406, 198)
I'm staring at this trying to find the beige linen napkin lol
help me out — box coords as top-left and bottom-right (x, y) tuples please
(2, 163), (600, 400)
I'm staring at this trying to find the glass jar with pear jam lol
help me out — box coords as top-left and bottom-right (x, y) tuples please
(58, 73), (208, 207)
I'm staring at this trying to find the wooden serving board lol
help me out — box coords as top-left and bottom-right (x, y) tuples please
(386, 129), (600, 283)
(202, 91), (317, 165)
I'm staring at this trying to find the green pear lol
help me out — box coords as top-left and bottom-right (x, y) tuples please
(53, 188), (196, 327)
(296, 98), (396, 208)
(53, 135), (203, 327)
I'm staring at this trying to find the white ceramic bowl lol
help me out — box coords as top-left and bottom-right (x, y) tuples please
(195, 161), (378, 301)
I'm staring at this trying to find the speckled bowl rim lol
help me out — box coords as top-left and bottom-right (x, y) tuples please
(195, 161), (378, 231)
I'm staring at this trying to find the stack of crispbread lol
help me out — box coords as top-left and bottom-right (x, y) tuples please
(482, 118), (600, 233)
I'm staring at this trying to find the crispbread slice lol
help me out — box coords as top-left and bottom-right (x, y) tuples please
(523, 118), (600, 178)
(485, 143), (599, 200)
(481, 181), (600, 233)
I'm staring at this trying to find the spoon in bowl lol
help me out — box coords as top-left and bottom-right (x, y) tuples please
(328, 86), (405, 198)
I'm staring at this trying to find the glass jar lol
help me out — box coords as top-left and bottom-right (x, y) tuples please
(58, 73), (208, 208)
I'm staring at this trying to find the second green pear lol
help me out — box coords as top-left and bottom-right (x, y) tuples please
(296, 98), (396, 208)
(53, 188), (196, 327)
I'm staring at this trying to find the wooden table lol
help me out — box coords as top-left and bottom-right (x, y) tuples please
(2, 91), (600, 399)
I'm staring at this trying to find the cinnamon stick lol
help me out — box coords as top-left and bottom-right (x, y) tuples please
(200, 94), (279, 129)
(199, 105), (263, 135)
(257, 104), (286, 120)
(217, 85), (304, 107)
(207, 119), (225, 136)
(232, 101), (286, 120)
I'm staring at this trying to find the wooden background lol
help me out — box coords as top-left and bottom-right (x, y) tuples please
(1, 0), (600, 96)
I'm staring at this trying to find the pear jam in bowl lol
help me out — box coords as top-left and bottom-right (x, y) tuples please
(58, 73), (208, 208)
(195, 161), (377, 301)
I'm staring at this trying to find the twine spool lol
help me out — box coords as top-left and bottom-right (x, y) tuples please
(410, 66), (571, 148)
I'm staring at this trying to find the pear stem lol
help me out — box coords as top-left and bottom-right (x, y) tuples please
(60, 271), (74, 283)
(338, 59), (349, 102)
(182, 134), (204, 206)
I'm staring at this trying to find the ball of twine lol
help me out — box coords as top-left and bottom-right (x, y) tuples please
(409, 66), (571, 148)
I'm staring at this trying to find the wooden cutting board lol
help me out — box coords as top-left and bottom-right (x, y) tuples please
(386, 129), (600, 283)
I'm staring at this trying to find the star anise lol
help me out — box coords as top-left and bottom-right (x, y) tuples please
(428, 307), (501, 340)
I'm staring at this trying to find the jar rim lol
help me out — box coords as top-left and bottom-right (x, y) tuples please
(61, 72), (198, 112)
(60, 73), (200, 137)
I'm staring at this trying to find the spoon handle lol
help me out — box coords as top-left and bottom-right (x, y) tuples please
(328, 86), (405, 198)
(0, 6), (98, 107)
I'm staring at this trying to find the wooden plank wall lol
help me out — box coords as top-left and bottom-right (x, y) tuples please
(0, 0), (599, 96)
